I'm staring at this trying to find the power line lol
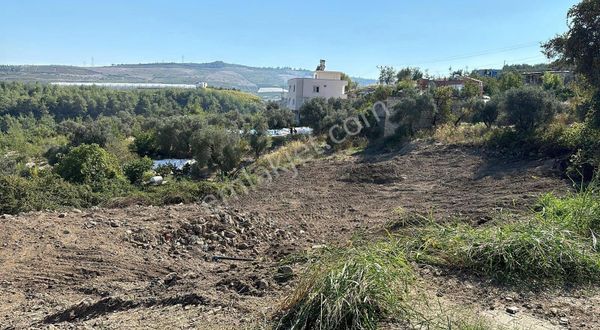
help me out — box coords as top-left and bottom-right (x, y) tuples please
(408, 41), (541, 66)
(474, 55), (547, 69)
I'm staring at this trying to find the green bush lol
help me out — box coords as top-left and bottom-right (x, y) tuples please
(123, 157), (154, 184)
(0, 171), (98, 214)
(55, 144), (125, 190)
(0, 175), (31, 214)
(568, 122), (600, 179)
(277, 242), (413, 330)
(502, 87), (560, 132)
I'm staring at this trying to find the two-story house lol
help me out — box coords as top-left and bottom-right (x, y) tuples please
(286, 60), (348, 122)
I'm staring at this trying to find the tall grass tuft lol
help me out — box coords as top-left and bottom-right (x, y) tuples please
(535, 180), (600, 238)
(400, 218), (600, 286)
(276, 242), (413, 330)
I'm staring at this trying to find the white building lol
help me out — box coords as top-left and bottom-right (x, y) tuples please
(286, 60), (348, 119)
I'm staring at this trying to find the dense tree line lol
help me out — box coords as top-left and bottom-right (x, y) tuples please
(0, 82), (264, 119)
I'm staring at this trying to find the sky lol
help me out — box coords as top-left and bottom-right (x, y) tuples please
(0, 0), (579, 78)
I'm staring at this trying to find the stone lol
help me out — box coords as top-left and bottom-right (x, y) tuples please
(256, 279), (269, 290)
(506, 306), (519, 315)
(278, 265), (293, 276)
(58, 213), (66, 218)
(559, 318), (569, 325)
(236, 243), (251, 250)
(110, 221), (120, 228)
(274, 265), (294, 283)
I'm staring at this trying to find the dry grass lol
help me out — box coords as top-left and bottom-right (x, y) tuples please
(253, 139), (322, 172)
(431, 123), (496, 145)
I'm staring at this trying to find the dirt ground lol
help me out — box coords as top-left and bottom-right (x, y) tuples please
(1, 141), (597, 329)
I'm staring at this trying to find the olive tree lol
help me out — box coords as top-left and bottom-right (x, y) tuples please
(191, 126), (242, 175)
(502, 87), (560, 132)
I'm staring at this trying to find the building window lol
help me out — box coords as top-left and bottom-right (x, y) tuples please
(313, 86), (320, 93)
(293, 85), (295, 92)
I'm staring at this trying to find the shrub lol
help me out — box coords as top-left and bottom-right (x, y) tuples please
(123, 157), (154, 184)
(249, 132), (271, 158)
(569, 122), (600, 179)
(391, 93), (436, 135)
(473, 97), (500, 128)
(0, 175), (31, 214)
(0, 171), (98, 214)
(253, 139), (319, 172)
(432, 123), (493, 145)
(142, 179), (222, 205)
(502, 87), (560, 132)
(299, 98), (329, 133)
(55, 144), (125, 190)
(264, 102), (294, 129)
(44, 144), (71, 165)
(276, 242), (413, 330)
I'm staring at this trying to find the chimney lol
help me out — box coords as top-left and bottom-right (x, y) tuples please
(316, 59), (326, 71)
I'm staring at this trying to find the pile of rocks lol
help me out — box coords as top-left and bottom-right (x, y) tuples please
(127, 206), (298, 258)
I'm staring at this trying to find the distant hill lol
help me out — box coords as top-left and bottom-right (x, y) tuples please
(0, 62), (376, 92)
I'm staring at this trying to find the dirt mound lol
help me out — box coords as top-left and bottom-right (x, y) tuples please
(125, 206), (298, 260)
(339, 161), (405, 184)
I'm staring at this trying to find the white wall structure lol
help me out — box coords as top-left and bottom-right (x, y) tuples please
(286, 69), (348, 116)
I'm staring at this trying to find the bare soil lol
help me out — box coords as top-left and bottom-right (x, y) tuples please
(1, 141), (597, 329)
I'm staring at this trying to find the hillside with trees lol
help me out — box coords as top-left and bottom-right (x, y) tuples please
(0, 61), (376, 92)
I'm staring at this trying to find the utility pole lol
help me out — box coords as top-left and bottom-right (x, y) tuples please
(91, 56), (95, 67)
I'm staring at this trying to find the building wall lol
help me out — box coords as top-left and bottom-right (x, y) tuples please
(286, 76), (348, 111)
(314, 71), (342, 80)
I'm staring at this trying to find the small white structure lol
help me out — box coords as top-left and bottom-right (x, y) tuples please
(257, 87), (288, 102)
(286, 60), (348, 120)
